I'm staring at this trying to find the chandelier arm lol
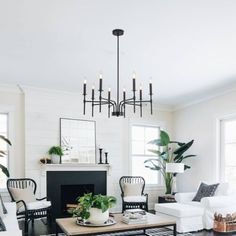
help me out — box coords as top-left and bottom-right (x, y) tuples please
(85, 98), (116, 106)
(100, 97), (117, 106)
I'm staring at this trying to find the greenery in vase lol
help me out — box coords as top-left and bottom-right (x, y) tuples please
(0, 135), (11, 177)
(48, 146), (64, 156)
(70, 193), (116, 220)
(144, 130), (196, 194)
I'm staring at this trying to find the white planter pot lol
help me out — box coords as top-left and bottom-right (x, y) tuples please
(51, 154), (60, 164)
(88, 207), (109, 225)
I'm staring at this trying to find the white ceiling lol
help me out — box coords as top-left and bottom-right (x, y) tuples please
(1, 0), (236, 107)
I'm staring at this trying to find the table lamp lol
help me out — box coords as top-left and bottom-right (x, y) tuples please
(166, 163), (184, 194)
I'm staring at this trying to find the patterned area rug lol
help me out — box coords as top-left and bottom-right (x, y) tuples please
(41, 228), (194, 236)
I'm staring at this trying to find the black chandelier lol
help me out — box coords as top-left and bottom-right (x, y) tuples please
(83, 29), (153, 118)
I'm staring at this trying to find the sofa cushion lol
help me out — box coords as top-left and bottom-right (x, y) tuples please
(123, 183), (143, 196)
(123, 196), (146, 203)
(18, 201), (51, 213)
(155, 203), (204, 218)
(192, 182), (219, 202)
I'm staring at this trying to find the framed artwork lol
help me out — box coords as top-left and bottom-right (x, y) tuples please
(60, 118), (96, 164)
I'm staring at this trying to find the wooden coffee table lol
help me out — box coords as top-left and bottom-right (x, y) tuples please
(56, 213), (176, 236)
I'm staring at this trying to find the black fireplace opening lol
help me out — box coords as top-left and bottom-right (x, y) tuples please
(61, 184), (94, 215)
(47, 171), (107, 219)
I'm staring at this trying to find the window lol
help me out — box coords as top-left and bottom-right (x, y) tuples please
(220, 118), (236, 191)
(131, 125), (160, 185)
(0, 114), (8, 189)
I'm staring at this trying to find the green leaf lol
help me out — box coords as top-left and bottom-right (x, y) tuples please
(169, 141), (185, 146)
(145, 165), (161, 171)
(0, 135), (11, 146)
(182, 154), (196, 160)
(184, 164), (191, 170)
(144, 158), (160, 163)
(148, 139), (164, 146)
(160, 131), (170, 146)
(174, 140), (194, 155)
(0, 164), (9, 177)
(148, 131), (170, 147)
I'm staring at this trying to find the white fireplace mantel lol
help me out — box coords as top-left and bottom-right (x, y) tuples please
(40, 163), (110, 175)
(40, 163), (110, 198)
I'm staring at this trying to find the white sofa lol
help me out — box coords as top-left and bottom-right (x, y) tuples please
(155, 202), (204, 232)
(175, 190), (236, 230)
(0, 202), (22, 235)
(155, 182), (236, 232)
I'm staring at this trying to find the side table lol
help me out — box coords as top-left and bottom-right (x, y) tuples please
(158, 195), (176, 203)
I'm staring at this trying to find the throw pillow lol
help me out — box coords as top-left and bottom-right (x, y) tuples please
(123, 183), (143, 197)
(0, 195), (7, 214)
(0, 217), (6, 231)
(192, 182), (219, 202)
(9, 187), (36, 209)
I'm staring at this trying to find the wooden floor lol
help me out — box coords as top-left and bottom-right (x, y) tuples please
(19, 219), (234, 236)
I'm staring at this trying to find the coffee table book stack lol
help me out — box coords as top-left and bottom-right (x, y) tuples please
(122, 209), (147, 224)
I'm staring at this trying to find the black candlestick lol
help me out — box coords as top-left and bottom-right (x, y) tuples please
(104, 152), (109, 164)
(98, 148), (103, 164)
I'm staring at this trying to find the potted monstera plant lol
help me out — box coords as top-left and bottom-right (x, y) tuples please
(71, 193), (116, 224)
(144, 130), (196, 194)
(0, 135), (11, 177)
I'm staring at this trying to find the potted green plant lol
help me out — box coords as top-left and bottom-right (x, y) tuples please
(71, 193), (116, 224)
(48, 146), (64, 164)
(0, 135), (11, 177)
(144, 130), (196, 194)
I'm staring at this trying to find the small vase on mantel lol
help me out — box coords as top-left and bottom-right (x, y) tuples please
(51, 154), (60, 164)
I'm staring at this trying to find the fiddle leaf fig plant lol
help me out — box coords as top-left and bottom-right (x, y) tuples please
(144, 130), (196, 194)
(0, 135), (11, 177)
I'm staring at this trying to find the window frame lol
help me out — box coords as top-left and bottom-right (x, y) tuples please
(129, 121), (165, 188)
(219, 115), (236, 183)
(0, 105), (15, 192)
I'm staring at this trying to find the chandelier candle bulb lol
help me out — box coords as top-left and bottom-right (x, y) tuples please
(83, 80), (87, 95)
(132, 77), (136, 91)
(92, 87), (95, 100)
(99, 77), (103, 91)
(149, 81), (153, 95)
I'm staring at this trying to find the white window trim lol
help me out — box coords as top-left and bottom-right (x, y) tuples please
(128, 119), (166, 189)
(217, 113), (236, 183)
(0, 105), (15, 192)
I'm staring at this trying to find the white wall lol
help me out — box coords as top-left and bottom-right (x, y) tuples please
(173, 90), (236, 192)
(23, 86), (173, 210)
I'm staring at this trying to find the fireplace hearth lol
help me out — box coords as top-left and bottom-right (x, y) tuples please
(47, 171), (107, 219)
